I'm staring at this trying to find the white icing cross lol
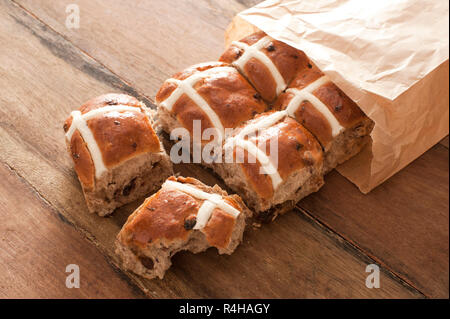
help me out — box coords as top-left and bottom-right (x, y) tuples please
(224, 111), (286, 190)
(158, 66), (238, 143)
(65, 104), (144, 179)
(162, 180), (241, 230)
(232, 36), (287, 96)
(285, 76), (344, 137)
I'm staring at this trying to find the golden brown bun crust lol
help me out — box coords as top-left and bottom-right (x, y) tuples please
(270, 117), (323, 178)
(64, 94), (161, 188)
(88, 111), (160, 167)
(288, 66), (322, 89)
(155, 63), (229, 107)
(220, 31), (309, 102)
(313, 82), (366, 128)
(155, 62), (267, 142)
(69, 130), (95, 189)
(197, 66), (268, 128)
(293, 99), (333, 147)
(172, 94), (215, 140)
(235, 148), (275, 200)
(203, 209), (236, 248)
(236, 113), (323, 200)
(243, 58), (278, 103)
(275, 90), (334, 147)
(120, 176), (242, 250)
(121, 188), (200, 246)
(79, 93), (141, 113)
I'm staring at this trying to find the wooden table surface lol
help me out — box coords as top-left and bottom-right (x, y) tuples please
(0, 0), (448, 299)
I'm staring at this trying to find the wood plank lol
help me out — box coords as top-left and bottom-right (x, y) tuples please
(14, 0), (251, 100)
(0, 0), (422, 298)
(0, 162), (144, 298)
(298, 144), (449, 298)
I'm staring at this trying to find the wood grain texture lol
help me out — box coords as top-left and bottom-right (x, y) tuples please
(0, 0), (424, 298)
(14, 0), (250, 101)
(0, 162), (144, 298)
(298, 144), (449, 298)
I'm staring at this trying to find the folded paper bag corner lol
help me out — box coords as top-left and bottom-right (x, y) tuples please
(225, 0), (449, 192)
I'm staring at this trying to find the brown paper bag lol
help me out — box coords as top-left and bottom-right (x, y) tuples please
(225, 0), (449, 193)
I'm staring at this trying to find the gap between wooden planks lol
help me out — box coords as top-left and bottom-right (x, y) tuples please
(0, 0), (441, 297)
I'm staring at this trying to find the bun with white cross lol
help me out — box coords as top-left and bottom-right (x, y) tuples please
(275, 64), (374, 173)
(63, 93), (173, 216)
(115, 176), (251, 279)
(219, 31), (309, 102)
(155, 61), (268, 146)
(212, 111), (325, 219)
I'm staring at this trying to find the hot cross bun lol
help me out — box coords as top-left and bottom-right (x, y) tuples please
(220, 31), (309, 102)
(64, 93), (173, 216)
(115, 176), (251, 279)
(275, 64), (374, 172)
(213, 111), (324, 219)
